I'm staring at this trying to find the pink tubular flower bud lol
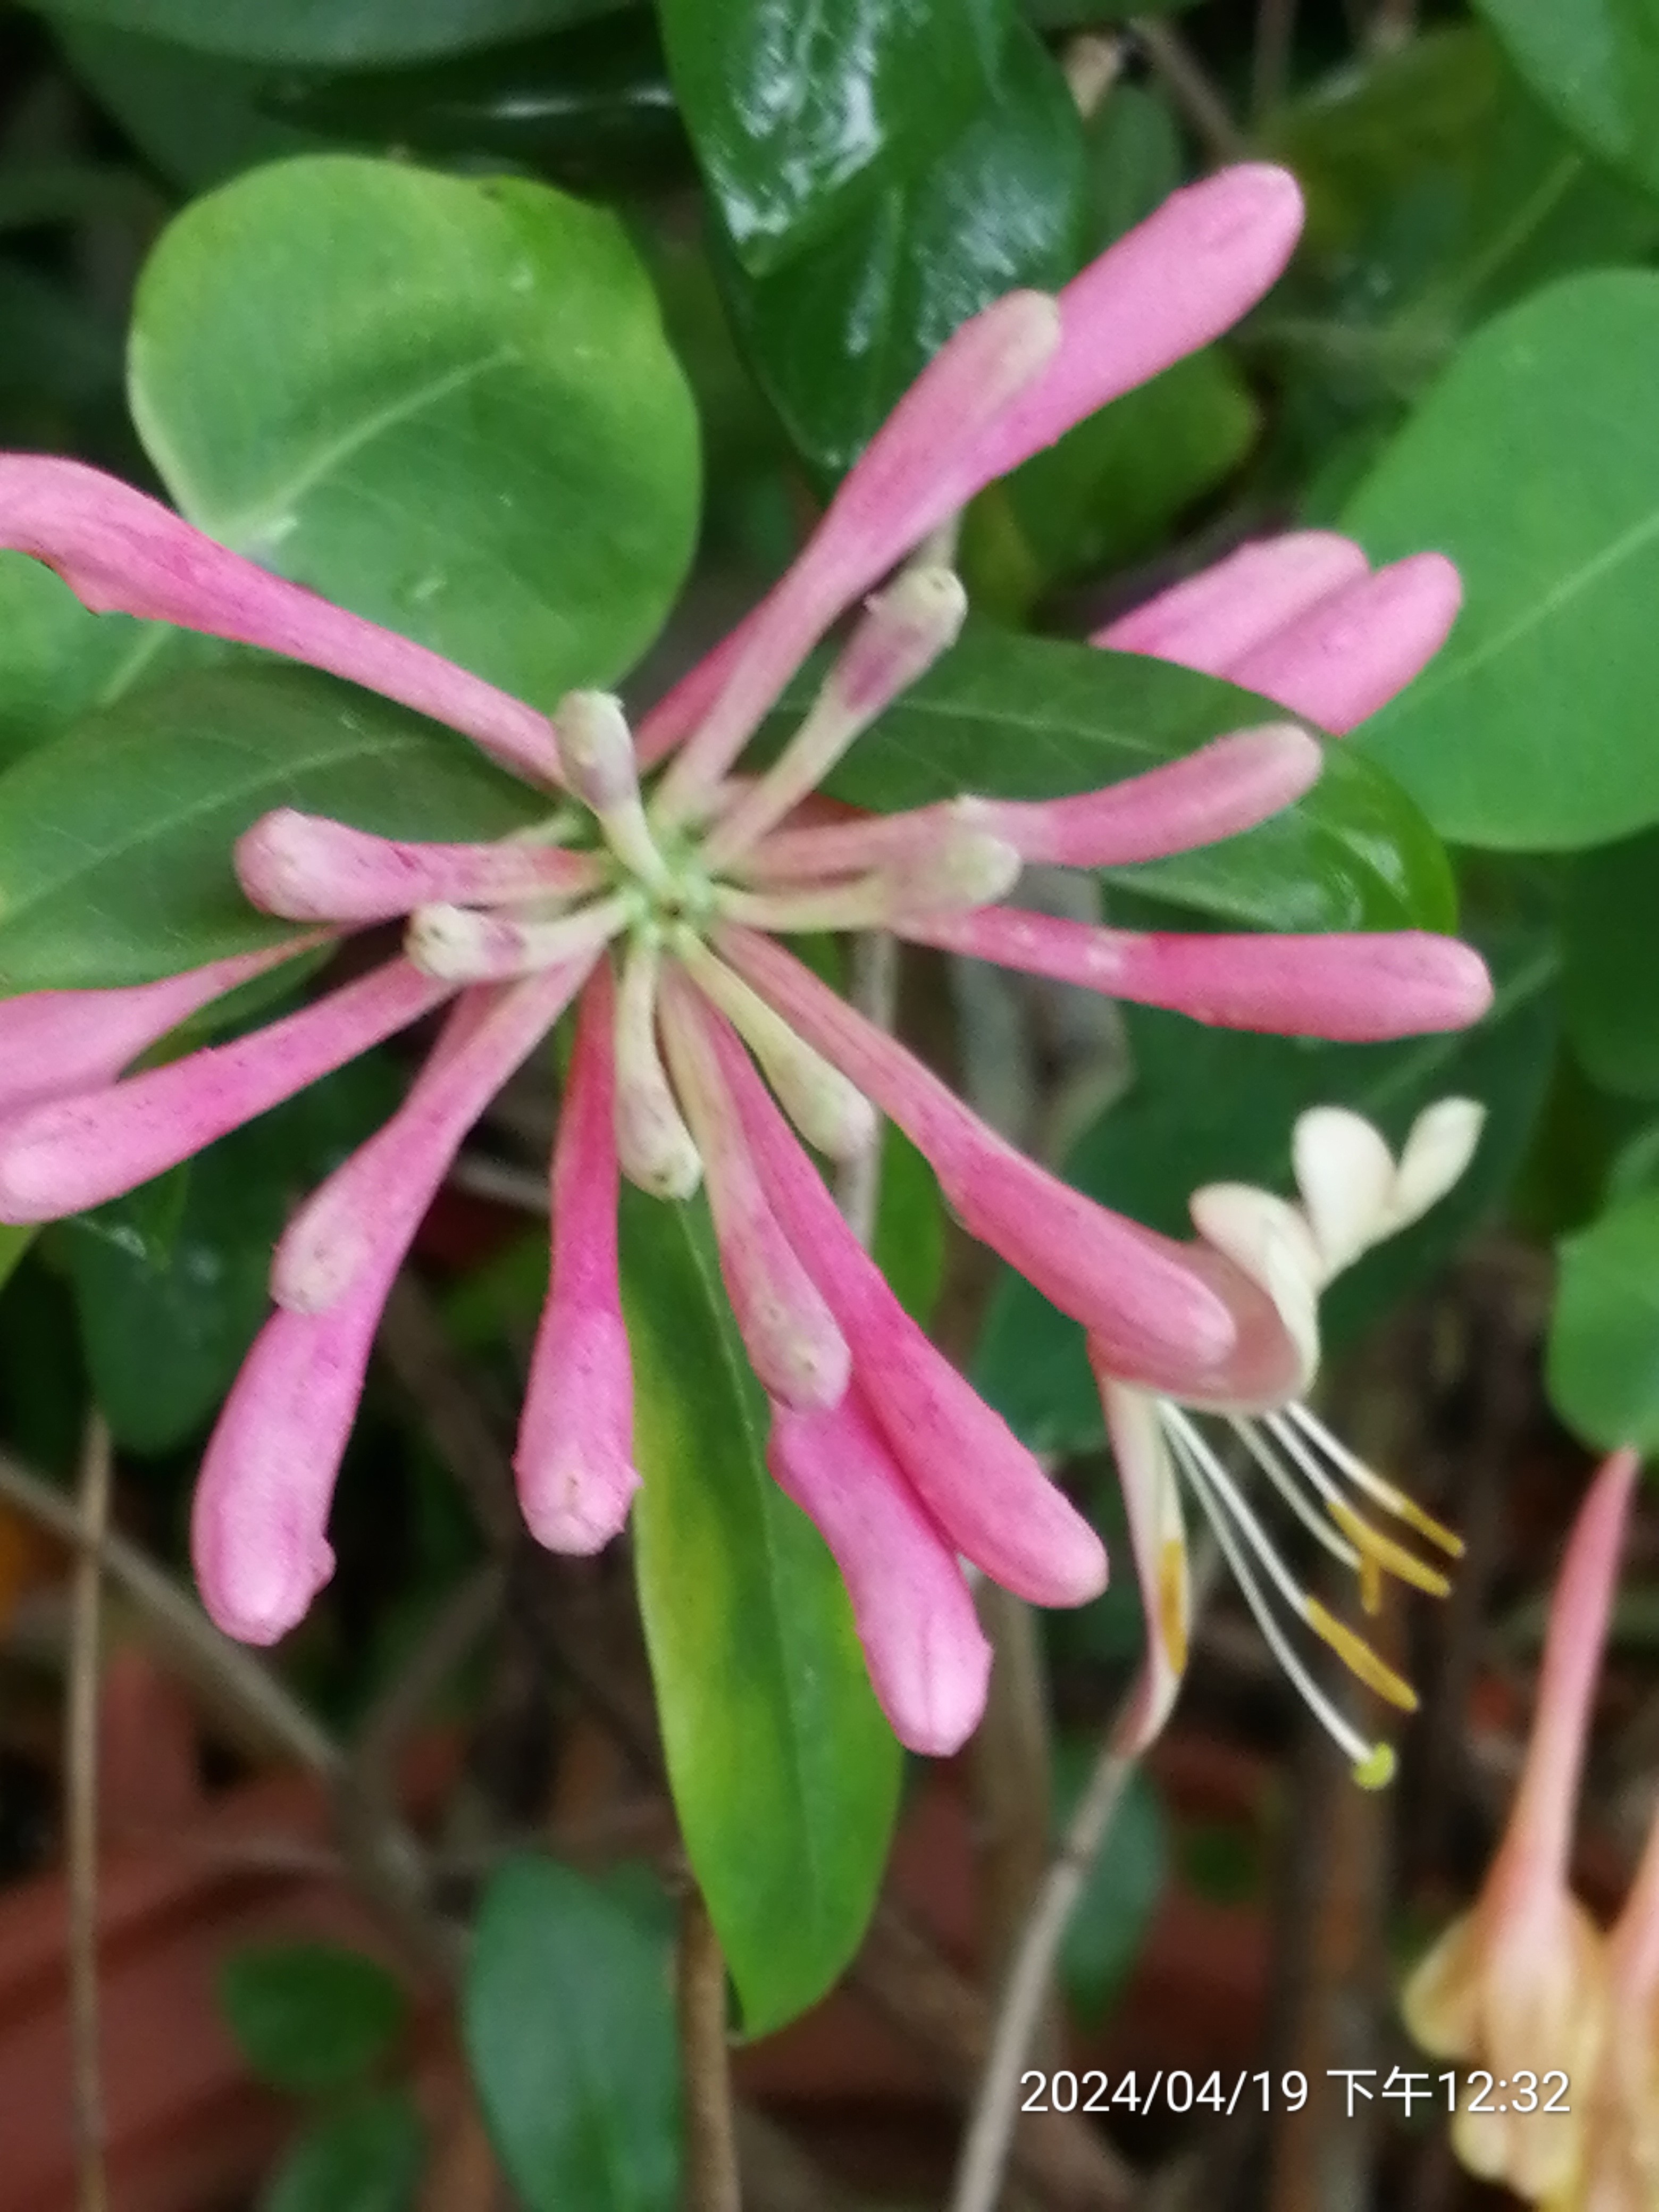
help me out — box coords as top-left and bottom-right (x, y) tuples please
(645, 292), (1063, 805)
(1096, 532), (1371, 667)
(0, 937), (319, 1119)
(713, 924), (1243, 1386)
(970, 723), (1323, 867)
(1404, 1448), (1639, 2199)
(658, 976), (850, 1411)
(190, 1268), (390, 1643)
(235, 809), (600, 924)
(0, 455), (561, 782)
(273, 957), (594, 1314)
(700, 564), (968, 869)
(768, 1390), (993, 1756)
(1102, 537), (1461, 735)
(971, 165), (1304, 482)
(737, 724), (1322, 886)
(0, 956), (453, 1223)
(901, 910), (1495, 1041)
(1225, 553), (1462, 734)
(515, 964), (640, 1555)
(717, 827), (1020, 935)
(715, 1012), (1107, 1605)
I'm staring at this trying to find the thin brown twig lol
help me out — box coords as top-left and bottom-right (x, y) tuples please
(0, 1447), (339, 1775)
(0, 1445), (458, 1987)
(852, 1903), (1134, 2209)
(66, 1413), (112, 2212)
(1251, 0), (1297, 121)
(1132, 18), (1250, 164)
(949, 1545), (1220, 2212)
(680, 1887), (743, 2212)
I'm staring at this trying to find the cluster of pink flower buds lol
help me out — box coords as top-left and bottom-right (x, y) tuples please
(0, 163), (1493, 1757)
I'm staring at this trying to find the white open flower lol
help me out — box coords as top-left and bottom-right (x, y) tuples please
(1093, 1097), (1485, 1783)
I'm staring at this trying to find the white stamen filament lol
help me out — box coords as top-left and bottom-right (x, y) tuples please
(1161, 1411), (1388, 1782)
(1229, 1415), (1360, 1569)
(1283, 1400), (1462, 1555)
(1162, 1405), (1313, 1624)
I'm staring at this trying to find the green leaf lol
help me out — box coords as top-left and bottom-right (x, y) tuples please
(1264, 26), (1659, 412)
(261, 2095), (425, 2212)
(0, 553), (151, 773)
(64, 1056), (402, 1453)
(1053, 1754), (1167, 2026)
(0, 664), (541, 992)
(661, 0), (1009, 274)
(1551, 1188), (1659, 1452)
(622, 1186), (901, 2034)
(1345, 271), (1659, 851)
(57, 23), (339, 192)
(778, 629), (1455, 934)
(220, 1943), (406, 2096)
(994, 349), (1258, 599)
(129, 155), (699, 708)
(872, 1124), (946, 1327)
(1563, 827), (1659, 1098)
(976, 931), (1558, 1452)
(464, 1856), (679, 2212)
(713, 18), (1084, 472)
(35, 0), (625, 67)
(465, 1863), (675, 2210)
(1471, 0), (1659, 200)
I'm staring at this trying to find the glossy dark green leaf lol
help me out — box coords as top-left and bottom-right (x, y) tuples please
(776, 629), (1455, 933)
(660, 0), (1008, 274)
(1563, 827), (1659, 1098)
(33, 0), (625, 67)
(64, 1056), (403, 1453)
(261, 2095), (424, 2212)
(976, 932), (1557, 1451)
(1053, 1754), (1167, 2026)
(130, 157), (699, 709)
(276, 17), (689, 195)
(221, 1943), (406, 2095)
(1345, 272), (1659, 851)
(1551, 1188), (1659, 1452)
(464, 1856), (679, 2212)
(0, 664), (541, 992)
(1471, 0), (1659, 199)
(622, 1186), (900, 2034)
(715, 18), (1084, 471)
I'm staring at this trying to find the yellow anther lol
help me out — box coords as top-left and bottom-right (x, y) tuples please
(1371, 1476), (1464, 1560)
(1352, 1743), (1397, 1791)
(1329, 1500), (1454, 1606)
(1305, 1598), (1419, 1713)
(1158, 1537), (1189, 1677)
